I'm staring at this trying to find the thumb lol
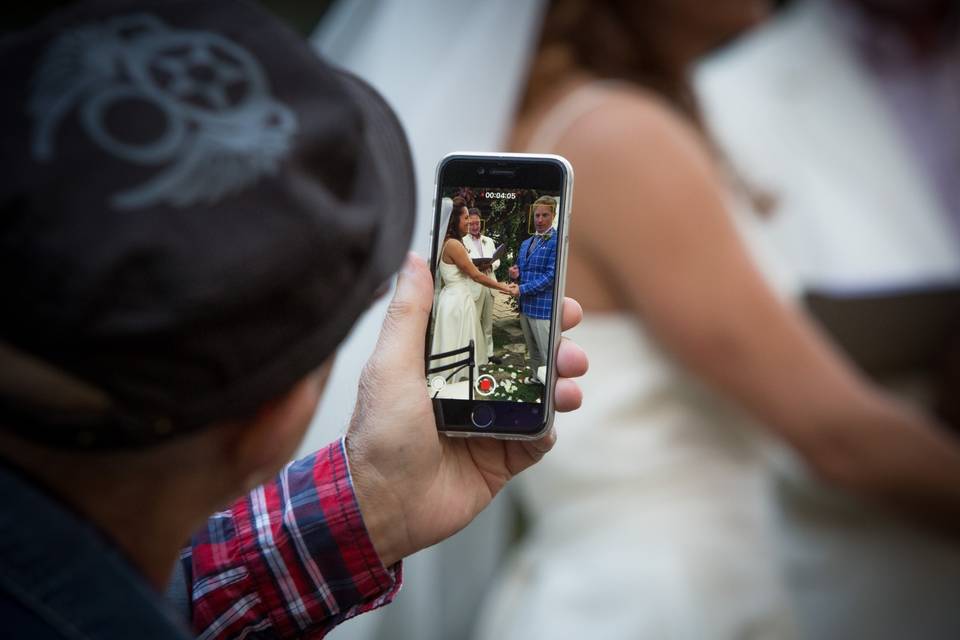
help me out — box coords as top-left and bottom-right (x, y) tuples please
(374, 252), (434, 367)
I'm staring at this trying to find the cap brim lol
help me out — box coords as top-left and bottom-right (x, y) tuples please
(178, 70), (417, 432)
(334, 69), (416, 288)
(183, 71), (417, 434)
(192, 69), (417, 429)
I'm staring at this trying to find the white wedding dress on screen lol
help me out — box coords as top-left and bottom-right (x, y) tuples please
(474, 84), (799, 640)
(432, 251), (487, 382)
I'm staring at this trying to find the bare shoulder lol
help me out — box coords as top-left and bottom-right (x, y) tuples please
(549, 85), (732, 252)
(574, 84), (684, 132)
(443, 237), (467, 260)
(555, 84), (715, 179)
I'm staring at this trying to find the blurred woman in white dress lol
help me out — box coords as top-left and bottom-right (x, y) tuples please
(476, 1), (960, 638)
(432, 197), (517, 382)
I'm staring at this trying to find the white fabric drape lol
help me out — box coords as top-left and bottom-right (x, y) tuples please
(298, 2), (546, 638)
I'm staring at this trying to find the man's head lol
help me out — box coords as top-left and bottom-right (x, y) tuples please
(467, 208), (482, 238)
(0, 0), (415, 510)
(532, 195), (557, 234)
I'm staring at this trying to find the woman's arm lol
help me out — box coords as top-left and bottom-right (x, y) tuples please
(558, 89), (960, 533)
(445, 239), (514, 295)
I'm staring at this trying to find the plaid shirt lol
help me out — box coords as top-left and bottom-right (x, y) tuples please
(517, 232), (558, 320)
(180, 438), (401, 639)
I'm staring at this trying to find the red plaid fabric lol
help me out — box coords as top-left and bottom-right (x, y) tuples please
(180, 438), (401, 639)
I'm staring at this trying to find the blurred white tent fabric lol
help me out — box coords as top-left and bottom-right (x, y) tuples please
(299, 2), (546, 638)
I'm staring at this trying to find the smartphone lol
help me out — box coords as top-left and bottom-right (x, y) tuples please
(425, 152), (573, 439)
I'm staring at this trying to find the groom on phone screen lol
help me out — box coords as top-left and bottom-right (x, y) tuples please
(509, 196), (558, 374)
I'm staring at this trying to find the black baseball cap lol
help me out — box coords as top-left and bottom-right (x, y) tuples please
(0, 0), (416, 448)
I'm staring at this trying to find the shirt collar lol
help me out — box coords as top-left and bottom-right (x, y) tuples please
(0, 459), (191, 639)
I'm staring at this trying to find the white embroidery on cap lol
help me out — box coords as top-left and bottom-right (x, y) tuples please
(29, 14), (298, 210)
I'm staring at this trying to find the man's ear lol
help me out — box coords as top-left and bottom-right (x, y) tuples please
(228, 358), (335, 493)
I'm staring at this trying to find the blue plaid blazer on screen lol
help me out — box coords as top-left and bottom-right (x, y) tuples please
(517, 231), (557, 320)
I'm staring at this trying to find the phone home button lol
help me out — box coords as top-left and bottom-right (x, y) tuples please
(471, 404), (495, 429)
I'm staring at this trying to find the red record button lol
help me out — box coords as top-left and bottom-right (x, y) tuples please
(475, 374), (497, 396)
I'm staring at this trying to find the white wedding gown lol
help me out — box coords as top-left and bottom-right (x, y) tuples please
(431, 255), (488, 382)
(475, 84), (799, 640)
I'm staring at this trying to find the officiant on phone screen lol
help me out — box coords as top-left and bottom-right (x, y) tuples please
(463, 208), (501, 361)
(509, 196), (558, 374)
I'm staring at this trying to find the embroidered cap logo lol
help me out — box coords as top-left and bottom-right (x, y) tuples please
(29, 14), (298, 210)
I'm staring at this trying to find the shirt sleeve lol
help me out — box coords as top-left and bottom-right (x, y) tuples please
(177, 437), (402, 640)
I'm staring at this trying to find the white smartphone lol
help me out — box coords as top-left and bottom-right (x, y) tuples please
(425, 152), (573, 439)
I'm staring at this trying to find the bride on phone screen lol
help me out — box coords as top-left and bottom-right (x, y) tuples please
(432, 196), (517, 381)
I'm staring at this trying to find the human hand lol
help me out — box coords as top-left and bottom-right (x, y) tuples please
(507, 283), (520, 297)
(345, 253), (587, 567)
(508, 265), (520, 280)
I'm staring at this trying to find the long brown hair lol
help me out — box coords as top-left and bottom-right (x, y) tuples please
(524, 0), (775, 214)
(525, 0), (699, 122)
(444, 196), (468, 241)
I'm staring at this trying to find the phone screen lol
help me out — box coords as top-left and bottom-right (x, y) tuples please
(426, 155), (569, 437)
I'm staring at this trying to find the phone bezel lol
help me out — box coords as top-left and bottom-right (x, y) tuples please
(428, 152), (573, 440)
